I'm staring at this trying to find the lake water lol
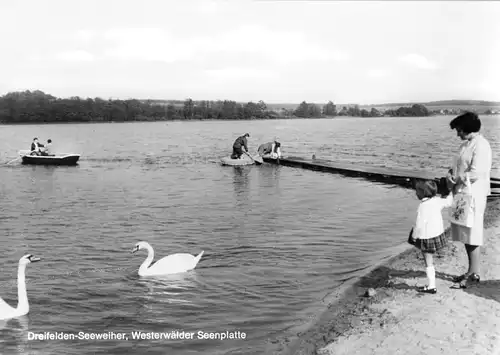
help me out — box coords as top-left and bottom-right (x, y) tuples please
(0, 116), (498, 355)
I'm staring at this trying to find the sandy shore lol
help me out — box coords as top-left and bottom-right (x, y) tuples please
(289, 197), (500, 355)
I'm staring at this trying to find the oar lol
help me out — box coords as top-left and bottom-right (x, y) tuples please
(244, 151), (262, 165)
(4, 157), (21, 165)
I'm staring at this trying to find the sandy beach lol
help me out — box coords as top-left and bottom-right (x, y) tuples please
(290, 197), (500, 355)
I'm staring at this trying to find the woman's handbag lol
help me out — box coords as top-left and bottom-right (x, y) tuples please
(449, 176), (475, 228)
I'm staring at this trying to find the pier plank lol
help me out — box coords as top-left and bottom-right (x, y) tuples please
(263, 155), (500, 192)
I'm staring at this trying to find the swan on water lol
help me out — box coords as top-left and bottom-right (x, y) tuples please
(131, 241), (204, 276)
(0, 254), (41, 321)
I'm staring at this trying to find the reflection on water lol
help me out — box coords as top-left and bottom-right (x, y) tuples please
(232, 167), (251, 208)
(0, 315), (30, 354)
(137, 272), (200, 307)
(256, 164), (282, 187)
(256, 166), (283, 222)
(0, 315), (29, 332)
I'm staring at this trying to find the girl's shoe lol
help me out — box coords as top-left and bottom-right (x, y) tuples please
(418, 286), (437, 294)
(459, 273), (480, 289)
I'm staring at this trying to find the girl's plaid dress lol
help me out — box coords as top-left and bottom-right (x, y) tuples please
(408, 193), (454, 253)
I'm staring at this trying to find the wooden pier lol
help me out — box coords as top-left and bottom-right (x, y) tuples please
(262, 155), (500, 197)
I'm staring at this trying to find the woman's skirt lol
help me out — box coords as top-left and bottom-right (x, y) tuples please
(408, 228), (448, 253)
(450, 195), (487, 246)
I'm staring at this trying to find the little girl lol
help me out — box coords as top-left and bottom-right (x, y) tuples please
(408, 178), (454, 294)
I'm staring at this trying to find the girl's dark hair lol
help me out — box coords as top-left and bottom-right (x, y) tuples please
(415, 179), (438, 198)
(449, 111), (481, 134)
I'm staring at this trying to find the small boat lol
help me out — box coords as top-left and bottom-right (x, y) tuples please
(18, 150), (80, 166)
(220, 154), (263, 166)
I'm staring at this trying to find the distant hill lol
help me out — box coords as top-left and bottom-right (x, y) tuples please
(138, 99), (500, 113)
(368, 100), (500, 107)
(268, 100), (500, 112)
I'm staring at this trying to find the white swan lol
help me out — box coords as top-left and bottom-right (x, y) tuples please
(131, 241), (204, 276)
(0, 254), (41, 321)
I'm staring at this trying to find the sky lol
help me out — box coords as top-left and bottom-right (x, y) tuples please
(0, 0), (499, 104)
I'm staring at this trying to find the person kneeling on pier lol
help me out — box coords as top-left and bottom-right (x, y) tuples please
(407, 179), (453, 294)
(257, 140), (282, 159)
(231, 133), (250, 159)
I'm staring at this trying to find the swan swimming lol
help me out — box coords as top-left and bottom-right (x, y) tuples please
(131, 241), (204, 276)
(0, 254), (41, 321)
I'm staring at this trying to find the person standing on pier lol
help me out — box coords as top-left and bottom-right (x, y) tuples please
(231, 133), (250, 159)
(446, 112), (492, 288)
(408, 179), (453, 294)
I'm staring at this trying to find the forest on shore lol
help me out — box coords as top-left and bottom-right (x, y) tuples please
(0, 90), (494, 124)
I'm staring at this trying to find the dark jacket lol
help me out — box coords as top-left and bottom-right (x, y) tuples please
(258, 142), (273, 154)
(233, 136), (248, 151)
(258, 141), (280, 154)
(31, 142), (44, 151)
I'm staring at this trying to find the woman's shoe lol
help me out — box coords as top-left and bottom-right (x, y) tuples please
(418, 286), (437, 294)
(459, 273), (480, 289)
(452, 273), (469, 283)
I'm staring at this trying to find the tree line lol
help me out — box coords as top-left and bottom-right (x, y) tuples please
(0, 90), (437, 124)
(294, 101), (432, 118)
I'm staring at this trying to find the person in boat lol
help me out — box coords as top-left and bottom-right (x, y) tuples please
(258, 139), (282, 159)
(40, 139), (55, 156)
(231, 133), (250, 159)
(30, 137), (45, 156)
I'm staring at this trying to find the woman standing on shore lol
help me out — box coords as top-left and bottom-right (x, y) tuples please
(446, 112), (492, 288)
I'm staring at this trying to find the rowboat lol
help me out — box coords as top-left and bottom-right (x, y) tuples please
(220, 154), (263, 166)
(18, 150), (80, 166)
